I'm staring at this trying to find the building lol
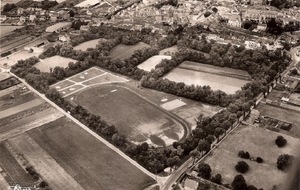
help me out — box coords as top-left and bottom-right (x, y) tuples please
(45, 22), (71, 33)
(227, 14), (242, 27)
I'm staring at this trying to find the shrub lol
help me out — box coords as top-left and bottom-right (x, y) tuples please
(198, 163), (212, 179)
(275, 135), (287, 147)
(238, 150), (250, 159)
(235, 161), (249, 174)
(204, 12), (211, 17)
(256, 157), (264, 163)
(1, 51), (12, 57)
(248, 185), (258, 190)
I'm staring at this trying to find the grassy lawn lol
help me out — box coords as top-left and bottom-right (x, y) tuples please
(203, 124), (300, 189)
(257, 103), (300, 138)
(73, 38), (107, 51)
(0, 143), (35, 186)
(81, 73), (128, 86)
(60, 84), (84, 97)
(51, 79), (75, 90)
(28, 117), (156, 190)
(74, 85), (184, 145)
(109, 42), (150, 60)
(137, 55), (171, 72)
(34, 55), (76, 72)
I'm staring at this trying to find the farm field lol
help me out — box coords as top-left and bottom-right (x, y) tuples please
(73, 38), (107, 51)
(0, 26), (23, 38)
(0, 143), (35, 186)
(159, 45), (178, 55)
(164, 67), (250, 94)
(109, 42), (150, 60)
(203, 124), (300, 190)
(27, 117), (156, 190)
(0, 99), (43, 119)
(74, 85), (185, 146)
(8, 134), (85, 190)
(257, 103), (300, 139)
(0, 50), (40, 68)
(138, 55), (172, 72)
(0, 90), (39, 111)
(179, 61), (251, 80)
(34, 55), (76, 72)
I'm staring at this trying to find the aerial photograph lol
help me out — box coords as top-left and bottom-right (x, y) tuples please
(0, 0), (300, 189)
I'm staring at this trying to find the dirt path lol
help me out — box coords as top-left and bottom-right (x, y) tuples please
(8, 134), (85, 190)
(0, 99), (44, 119)
(0, 110), (63, 142)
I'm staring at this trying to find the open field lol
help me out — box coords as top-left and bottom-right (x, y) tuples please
(28, 117), (156, 190)
(74, 85), (184, 146)
(179, 61), (251, 80)
(164, 67), (250, 94)
(73, 38), (107, 51)
(34, 55), (76, 72)
(0, 143), (35, 186)
(0, 50), (40, 68)
(8, 134), (85, 190)
(51, 79), (75, 90)
(0, 26), (23, 38)
(203, 124), (300, 189)
(138, 55), (172, 72)
(82, 73), (128, 85)
(109, 42), (150, 60)
(257, 103), (300, 139)
(159, 45), (178, 55)
(60, 84), (85, 96)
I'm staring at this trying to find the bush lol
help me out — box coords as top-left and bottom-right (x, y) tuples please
(1, 51), (12, 57)
(204, 12), (211, 17)
(235, 161), (249, 174)
(256, 157), (264, 163)
(198, 163), (212, 179)
(275, 135), (287, 147)
(238, 150), (250, 159)
(231, 174), (248, 190)
(248, 185), (258, 190)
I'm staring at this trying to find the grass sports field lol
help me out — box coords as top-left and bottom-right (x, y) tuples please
(138, 55), (171, 72)
(27, 117), (156, 190)
(34, 55), (76, 72)
(73, 38), (107, 51)
(203, 124), (300, 189)
(74, 85), (184, 146)
(109, 42), (150, 60)
(164, 62), (250, 94)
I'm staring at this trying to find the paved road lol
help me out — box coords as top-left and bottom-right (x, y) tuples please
(9, 72), (165, 188)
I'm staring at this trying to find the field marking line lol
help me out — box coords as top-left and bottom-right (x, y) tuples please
(10, 73), (163, 188)
(76, 72), (108, 84)
(50, 79), (75, 88)
(62, 86), (87, 98)
(57, 83), (86, 92)
(66, 67), (104, 82)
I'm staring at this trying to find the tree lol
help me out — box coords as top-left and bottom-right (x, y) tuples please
(277, 154), (293, 170)
(214, 127), (225, 142)
(197, 139), (210, 154)
(211, 173), (222, 184)
(238, 150), (250, 159)
(275, 135), (287, 147)
(189, 149), (201, 164)
(231, 174), (248, 190)
(235, 161), (249, 174)
(248, 185), (258, 190)
(198, 163), (212, 179)
(256, 157), (264, 163)
(3, 3), (16, 13)
(167, 156), (181, 172)
(290, 69), (298, 75)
